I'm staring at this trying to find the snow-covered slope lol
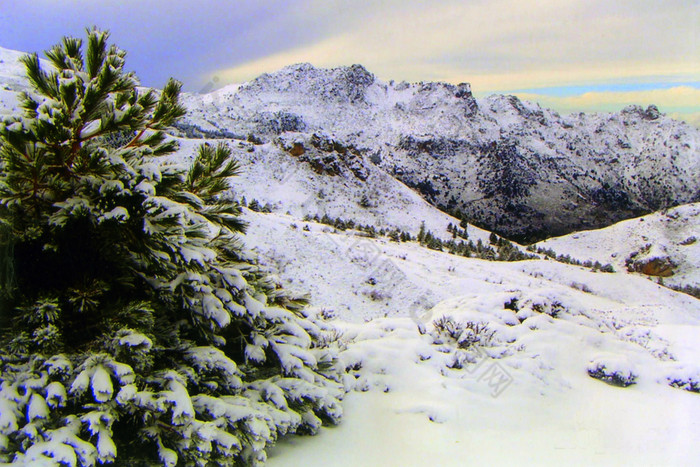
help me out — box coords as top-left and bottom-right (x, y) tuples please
(169, 135), (495, 242)
(178, 63), (699, 242)
(238, 209), (700, 466)
(537, 203), (700, 288)
(0, 46), (36, 117)
(0, 46), (58, 119)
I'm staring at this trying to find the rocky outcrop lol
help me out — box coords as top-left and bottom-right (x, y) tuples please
(625, 244), (676, 277)
(278, 133), (370, 181)
(241, 63), (375, 105)
(630, 257), (676, 277)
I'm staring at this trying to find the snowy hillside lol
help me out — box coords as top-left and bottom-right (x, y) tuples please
(537, 203), (700, 288)
(238, 209), (700, 466)
(0, 46), (36, 117)
(0, 46), (56, 119)
(169, 135), (495, 243)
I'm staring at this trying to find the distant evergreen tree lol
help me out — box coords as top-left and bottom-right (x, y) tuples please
(247, 198), (261, 212)
(417, 221), (426, 244)
(359, 194), (371, 208)
(0, 29), (343, 466)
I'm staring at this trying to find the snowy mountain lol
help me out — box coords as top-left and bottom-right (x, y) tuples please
(178, 63), (700, 242)
(0, 48), (697, 242)
(1, 43), (699, 465)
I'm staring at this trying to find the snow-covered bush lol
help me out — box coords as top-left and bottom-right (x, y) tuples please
(429, 317), (498, 371)
(665, 365), (700, 393)
(430, 317), (495, 349)
(0, 29), (344, 465)
(587, 357), (638, 387)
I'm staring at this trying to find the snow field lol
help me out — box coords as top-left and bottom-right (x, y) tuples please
(244, 210), (700, 466)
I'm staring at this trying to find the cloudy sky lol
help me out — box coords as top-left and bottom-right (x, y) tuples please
(0, 0), (698, 124)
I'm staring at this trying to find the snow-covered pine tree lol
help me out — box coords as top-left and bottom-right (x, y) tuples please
(0, 28), (344, 466)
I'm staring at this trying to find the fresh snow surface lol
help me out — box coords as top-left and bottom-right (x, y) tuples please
(537, 203), (700, 288)
(241, 210), (700, 466)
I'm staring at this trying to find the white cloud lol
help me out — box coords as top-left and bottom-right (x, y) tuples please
(211, 0), (699, 94)
(511, 86), (700, 126)
(513, 86), (699, 111)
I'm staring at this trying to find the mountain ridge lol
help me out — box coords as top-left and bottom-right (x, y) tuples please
(178, 62), (699, 242)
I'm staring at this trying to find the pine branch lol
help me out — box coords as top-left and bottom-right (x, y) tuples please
(85, 27), (109, 79)
(20, 54), (58, 99)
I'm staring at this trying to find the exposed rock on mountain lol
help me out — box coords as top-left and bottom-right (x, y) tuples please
(278, 132), (369, 181)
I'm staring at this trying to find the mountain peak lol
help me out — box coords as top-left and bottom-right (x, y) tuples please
(241, 62), (376, 104)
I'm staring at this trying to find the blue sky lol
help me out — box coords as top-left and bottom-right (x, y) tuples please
(0, 0), (698, 124)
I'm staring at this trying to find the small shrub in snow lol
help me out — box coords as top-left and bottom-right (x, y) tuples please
(503, 297), (519, 311)
(587, 358), (637, 387)
(318, 308), (336, 321)
(359, 194), (372, 208)
(570, 282), (593, 293)
(366, 289), (387, 301)
(665, 366), (700, 393)
(531, 300), (565, 318)
(248, 198), (262, 211)
(668, 378), (700, 393)
(679, 236), (696, 246)
(431, 317), (495, 349)
(313, 329), (347, 350)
